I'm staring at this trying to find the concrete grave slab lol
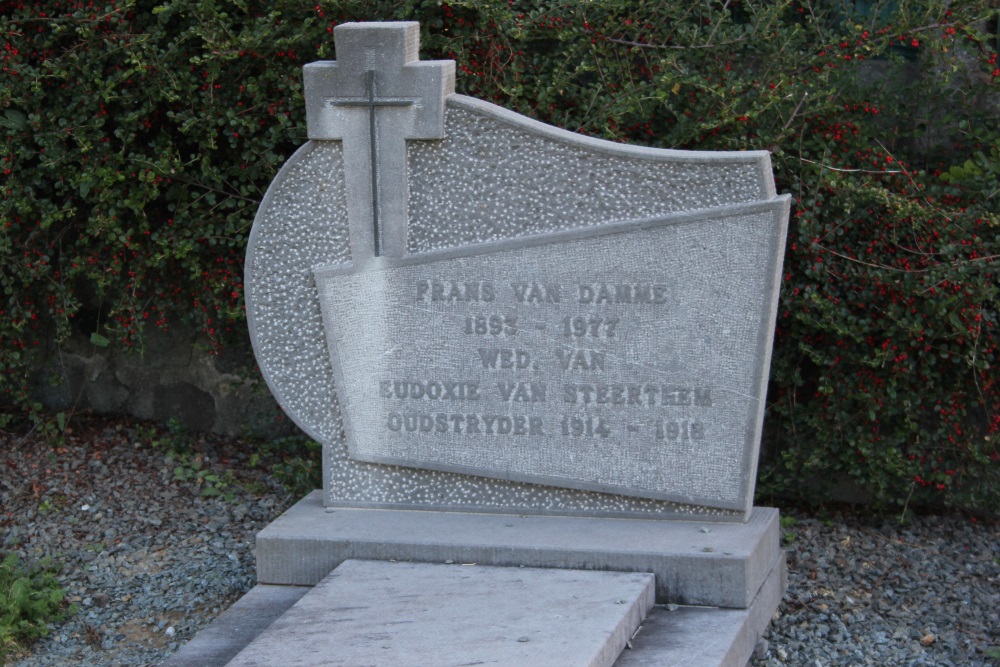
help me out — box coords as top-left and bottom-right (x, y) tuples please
(223, 559), (655, 667)
(254, 491), (780, 609)
(163, 552), (785, 667)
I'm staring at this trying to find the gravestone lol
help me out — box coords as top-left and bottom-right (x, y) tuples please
(246, 21), (790, 522)
(166, 20), (790, 667)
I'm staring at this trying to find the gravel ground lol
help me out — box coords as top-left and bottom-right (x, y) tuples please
(1, 416), (297, 667)
(2, 415), (998, 667)
(754, 511), (998, 667)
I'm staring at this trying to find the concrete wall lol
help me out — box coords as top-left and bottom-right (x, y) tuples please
(32, 323), (294, 438)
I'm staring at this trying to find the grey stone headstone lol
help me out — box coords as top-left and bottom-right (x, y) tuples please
(245, 21), (791, 521)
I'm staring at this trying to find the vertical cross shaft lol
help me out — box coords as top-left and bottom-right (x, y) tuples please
(329, 70), (412, 257)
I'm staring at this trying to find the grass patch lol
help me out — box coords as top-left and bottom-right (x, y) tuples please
(0, 553), (74, 661)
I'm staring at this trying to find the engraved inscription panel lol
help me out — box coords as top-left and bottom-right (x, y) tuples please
(315, 202), (786, 510)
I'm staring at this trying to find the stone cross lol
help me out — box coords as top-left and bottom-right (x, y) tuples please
(304, 22), (455, 261)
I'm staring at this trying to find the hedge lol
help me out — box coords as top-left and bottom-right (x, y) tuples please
(1, 0), (997, 512)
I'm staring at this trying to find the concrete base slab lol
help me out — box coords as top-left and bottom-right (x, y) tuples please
(162, 498), (786, 667)
(256, 491), (780, 608)
(223, 559), (655, 667)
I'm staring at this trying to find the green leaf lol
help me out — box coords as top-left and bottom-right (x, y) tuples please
(0, 109), (27, 130)
(89, 333), (110, 347)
